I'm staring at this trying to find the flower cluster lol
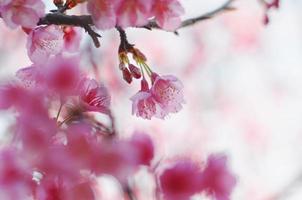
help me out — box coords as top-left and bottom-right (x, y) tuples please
(118, 44), (185, 119)
(87, 0), (185, 31)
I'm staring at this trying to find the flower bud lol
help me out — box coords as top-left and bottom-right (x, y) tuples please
(129, 64), (141, 79)
(122, 68), (132, 84)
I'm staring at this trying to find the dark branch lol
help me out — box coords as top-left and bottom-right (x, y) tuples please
(37, 0), (235, 47)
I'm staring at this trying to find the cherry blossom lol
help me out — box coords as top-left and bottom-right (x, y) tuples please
(0, 0), (45, 29)
(87, 0), (117, 30)
(131, 79), (165, 120)
(27, 25), (64, 64)
(44, 56), (82, 95)
(79, 78), (111, 114)
(130, 132), (154, 166)
(151, 0), (184, 31)
(115, 0), (153, 28)
(159, 160), (201, 200)
(199, 154), (237, 200)
(151, 73), (185, 114)
(0, 149), (33, 200)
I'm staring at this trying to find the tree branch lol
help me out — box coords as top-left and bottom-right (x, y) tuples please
(37, 0), (235, 47)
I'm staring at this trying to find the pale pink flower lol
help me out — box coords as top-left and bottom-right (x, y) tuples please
(0, 0), (45, 29)
(131, 79), (165, 120)
(199, 154), (237, 200)
(79, 78), (111, 114)
(16, 65), (41, 89)
(63, 26), (82, 52)
(87, 0), (117, 30)
(27, 25), (64, 64)
(115, 0), (153, 28)
(151, 0), (184, 31)
(151, 73), (185, 113)
(159, 160), (201, 200)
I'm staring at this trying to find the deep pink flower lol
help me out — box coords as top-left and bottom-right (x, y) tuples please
(44, 56), (82, 95)
(79, 78), (111, 114)
(159, 160), (201, 200)
(87, 0), (117, 30)
(129, 64), (142, 79)
(131, 79), (165, 120)
(115, 0), (153, 28)
(199, 154), (237, 200)
(0, 0), (45, 29)
(27, 25), (64, 64)
(151, 0), (184, 31)
(0, 149), (34, 200)
(130, 132), (154, 166)
(151, 73), (185, 114)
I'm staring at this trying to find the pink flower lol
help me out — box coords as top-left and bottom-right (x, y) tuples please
(44, 56), (82, 95)
(151, 0), (184, 31)
(151, 73), (185, 113)
(0, 149), (34, 200)
(16, 65), (41, 89)
(27, 25), (64, 64)
(63, 26), (82, 52)
(159, 160), (201, 200)
(131, 79), (165, 120)
(130, 132), (154, 166)
(0, 0), (45, 29)
(199, 154), (237, 200)
(115, 0), (153, 28)
(79, 78), (111, 114)
(87, 0), (117, 30)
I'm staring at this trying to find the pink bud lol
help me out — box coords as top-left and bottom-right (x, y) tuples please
(129, 64), (142, 79)
(122, 68), (133, 84)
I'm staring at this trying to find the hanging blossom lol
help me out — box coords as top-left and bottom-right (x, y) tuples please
(0, 0), (45, 29)
(26, 25), (64, 64)
(119, 46), (184, 120)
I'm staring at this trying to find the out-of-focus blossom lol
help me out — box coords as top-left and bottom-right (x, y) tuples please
(87, 0), (117, 30)
(263, 0), (280, 25)
(27, 25), (64, 64)
(115, 0), (153, 28)
(0, 0), (45, 29)
(151, 0), (184, 31)
(63, 26), (82, 52)
(79, 78), (111, 114)
(0, 149), (34, 200)
(130, 132), (154, 166)
(151, 73), (185, 114)
(159, 160), (201, 200)
(199, 154), (237, 200)
(44, 56), (82, 95)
